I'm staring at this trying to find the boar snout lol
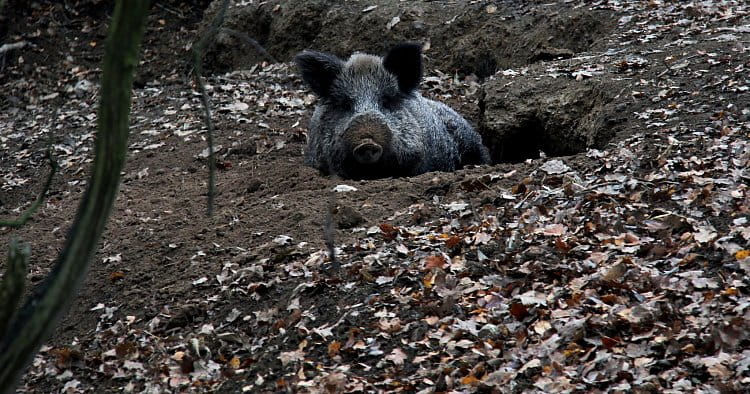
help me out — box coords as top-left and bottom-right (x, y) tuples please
(352, 139), (383, 164)
(344, 113), (392, 165)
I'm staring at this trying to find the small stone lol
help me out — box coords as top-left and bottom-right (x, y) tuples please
(478, 323), (501, 340)
(335, 205), (365, 229)
(246, 179), (262, 193)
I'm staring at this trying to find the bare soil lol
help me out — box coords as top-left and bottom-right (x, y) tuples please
(2, 1), (749, 393)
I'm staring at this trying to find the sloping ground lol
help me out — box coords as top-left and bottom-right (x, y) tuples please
(200, 0), (616, 78)
(1, 1), (749, 393)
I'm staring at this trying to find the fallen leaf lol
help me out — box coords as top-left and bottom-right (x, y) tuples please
(445, 235), (461, 248)
(279, 350), (305, 366)
(109, 271), (125, 282)
(461, 375), (480, 385)
(380, 223), (398, 240)
(385, 348), (407, 366)
(424, 255), (446, 270)
(540, 223), (567, 236)
(333, 184), (357, 192)
(509, 302), (528, 320)
(540, 159), (571, 174)
(327, 341), (341, 358)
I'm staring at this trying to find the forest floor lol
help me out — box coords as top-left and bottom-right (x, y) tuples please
(1, 1), (749, 392)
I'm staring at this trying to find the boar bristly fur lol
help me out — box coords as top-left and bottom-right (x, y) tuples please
(295, 43), (490, 179)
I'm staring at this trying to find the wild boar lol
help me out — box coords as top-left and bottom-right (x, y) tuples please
(295, 43), (490, 179)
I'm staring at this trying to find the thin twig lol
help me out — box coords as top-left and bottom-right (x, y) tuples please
(0, 151), (59, 228)
(0, 42), (26, 54)
(154, 2), (184, 18)
(324, 189), (339, 271)
(221, 28), (278, 63)
(657, 53), (700, 79)
(191, 0), (230, 217)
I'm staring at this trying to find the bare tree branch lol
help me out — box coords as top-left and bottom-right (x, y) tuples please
(0, 240), (29, 339)
(0, 1), (149, 391)
(191, 0), (229, 217)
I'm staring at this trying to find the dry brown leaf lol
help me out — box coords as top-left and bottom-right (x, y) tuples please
(509, 302), (528, 320)
(445, 235), (462, 248)
(601, 336), (620, 349)
(461, 375), (480, 385)
(386, 348), (407, 366)
(327, 341), (341, 358)
(109, 271), (125, 282)
(380, 223), (398, 240)
(424, 255), (446, 270)
(378, 317), (403, 333)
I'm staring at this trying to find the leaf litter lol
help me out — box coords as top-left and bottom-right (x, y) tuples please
(1, 0), (749, 393)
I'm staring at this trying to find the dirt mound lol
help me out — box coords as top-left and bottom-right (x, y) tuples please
(202, 0), (616, 78)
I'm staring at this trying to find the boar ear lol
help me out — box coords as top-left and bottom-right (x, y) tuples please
(295, 51), (344, 97)
(383, 43), (423, 93)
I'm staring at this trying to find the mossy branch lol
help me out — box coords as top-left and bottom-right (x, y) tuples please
(0, 240), (29, 339)
(191, 0), (229, 217)
(0, 1), (149, 392)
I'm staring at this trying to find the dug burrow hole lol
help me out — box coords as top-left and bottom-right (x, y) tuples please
(479, 76), (626, 163)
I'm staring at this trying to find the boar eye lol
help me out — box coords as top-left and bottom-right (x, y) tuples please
(328, 94), (354, 112)
(380, 94), (400, 111)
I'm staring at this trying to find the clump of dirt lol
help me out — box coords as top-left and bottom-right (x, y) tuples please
(480, 73), (626, 163)
(201, 0), (616, 78)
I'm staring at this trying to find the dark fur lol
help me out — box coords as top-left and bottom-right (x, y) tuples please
(295, 43), (490, 179)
